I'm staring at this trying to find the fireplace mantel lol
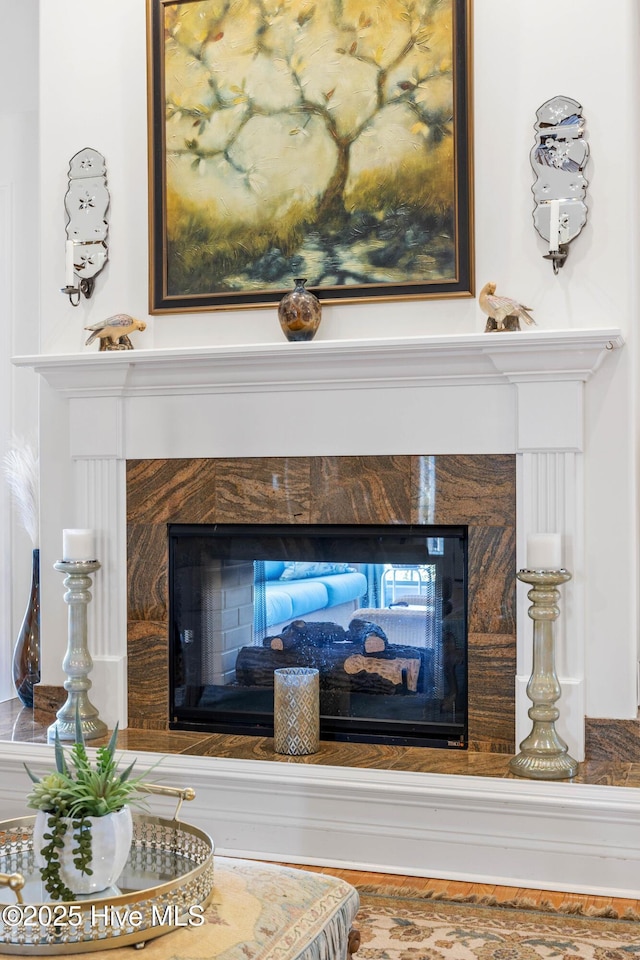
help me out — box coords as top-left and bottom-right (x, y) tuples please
(9, 327), (638, 895)
(13, 326), (625, 754)
(13, 328), (623, 397)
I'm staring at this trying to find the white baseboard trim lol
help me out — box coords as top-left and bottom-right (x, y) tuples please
(3, 744), (639, 898)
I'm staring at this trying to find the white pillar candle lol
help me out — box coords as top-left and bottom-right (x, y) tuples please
(62, 528), (96, 561)
(65, 240), (75, 287)
(526, 533), (562, 570)
(548, 200), (560, 253)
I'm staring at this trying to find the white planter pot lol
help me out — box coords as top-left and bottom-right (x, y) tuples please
(34, 806), (133, 895)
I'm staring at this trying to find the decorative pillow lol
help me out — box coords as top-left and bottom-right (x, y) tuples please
(279, 561), (353, 580)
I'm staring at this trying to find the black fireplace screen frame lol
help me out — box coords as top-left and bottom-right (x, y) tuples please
(168, 523), (468, 748)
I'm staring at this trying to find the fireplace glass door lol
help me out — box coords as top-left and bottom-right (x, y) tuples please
(169, 524), (467, 747)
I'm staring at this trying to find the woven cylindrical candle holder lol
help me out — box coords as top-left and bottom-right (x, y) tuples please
(273, 667), (320, 755)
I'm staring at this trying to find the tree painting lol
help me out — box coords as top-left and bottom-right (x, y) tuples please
(150, 0), (472, 309)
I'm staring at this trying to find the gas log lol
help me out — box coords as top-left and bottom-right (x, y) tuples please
(236, 618), (435, 695)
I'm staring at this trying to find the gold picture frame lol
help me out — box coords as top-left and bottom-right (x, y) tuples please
(147, 0), (474, 312)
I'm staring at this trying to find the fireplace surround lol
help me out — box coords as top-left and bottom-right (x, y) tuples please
(128, 455), (513, 749)
(126, 454), (516, 753)
(12, 329), (639, 895)
(15, 329), (625, 760)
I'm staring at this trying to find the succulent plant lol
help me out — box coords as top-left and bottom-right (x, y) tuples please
(25, 710), (144, 901)
(26, 772), (72, 815)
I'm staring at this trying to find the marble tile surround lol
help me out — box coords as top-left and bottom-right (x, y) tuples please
(126, 454), (516, 753)
(7, 697), (640, 788)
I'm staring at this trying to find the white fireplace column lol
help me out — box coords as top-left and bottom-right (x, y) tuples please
(69, 397), (128, 729)
(16, 331), (623, 744)
(513, 385), (586, 758)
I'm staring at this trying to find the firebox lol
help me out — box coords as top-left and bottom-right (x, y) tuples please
(168, 523), (468, 748)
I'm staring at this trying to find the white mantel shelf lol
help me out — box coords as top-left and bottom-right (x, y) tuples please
(13, 328), (624, 397)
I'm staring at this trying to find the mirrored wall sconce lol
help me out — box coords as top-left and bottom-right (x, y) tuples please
(531, 96), (589, 274)
(61, 148), (110, 306)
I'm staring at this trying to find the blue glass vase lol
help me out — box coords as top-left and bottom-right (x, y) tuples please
(12, 547), (40, 708)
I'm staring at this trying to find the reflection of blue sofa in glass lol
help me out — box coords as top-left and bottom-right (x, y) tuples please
(260, 561), (368, 629)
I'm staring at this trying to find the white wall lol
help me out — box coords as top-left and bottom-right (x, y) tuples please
(37, 0), (638, 349)
(0, 0), (39, 698)
(33, 1), (639, 718)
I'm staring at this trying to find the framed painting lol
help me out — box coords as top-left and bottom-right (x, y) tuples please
(147, 0), (473, 312)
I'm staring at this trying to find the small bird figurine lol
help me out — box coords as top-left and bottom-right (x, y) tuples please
(479, 282), (536, 331)
(84, 314), (147, 351)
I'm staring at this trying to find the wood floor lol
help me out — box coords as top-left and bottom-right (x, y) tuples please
(283, 862), (640, 917)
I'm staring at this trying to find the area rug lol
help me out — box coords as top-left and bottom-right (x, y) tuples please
(354, 886), (640, 960)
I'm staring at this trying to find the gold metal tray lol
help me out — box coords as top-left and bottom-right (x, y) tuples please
(0, 788), (214, 954)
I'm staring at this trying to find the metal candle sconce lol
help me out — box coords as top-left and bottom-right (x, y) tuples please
(61, 148), (110, 306)
(531, 96), (589, 274)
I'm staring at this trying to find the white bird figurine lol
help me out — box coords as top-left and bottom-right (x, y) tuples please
(479, 282), (536, 331)
(84, 314), (147, 351)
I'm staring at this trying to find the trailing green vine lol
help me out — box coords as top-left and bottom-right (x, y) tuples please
(72, 816), (93, 877)
(38, 812), (73, 902)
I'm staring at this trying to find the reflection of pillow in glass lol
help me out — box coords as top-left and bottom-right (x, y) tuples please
(280, 561), (353, 580)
